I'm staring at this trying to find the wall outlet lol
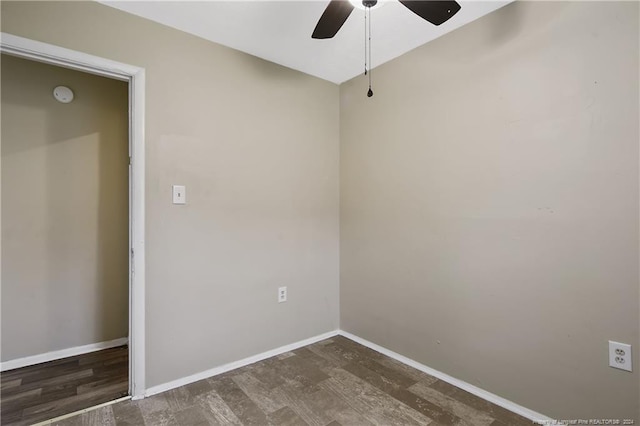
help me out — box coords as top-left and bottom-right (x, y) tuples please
(609, 341), (632, 372)
(278, 287), (287, 303)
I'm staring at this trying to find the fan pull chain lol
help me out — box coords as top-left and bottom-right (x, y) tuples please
(364, 8), (367, 76)
(367, 5), (373, 97)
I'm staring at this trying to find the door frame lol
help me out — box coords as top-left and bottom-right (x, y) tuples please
(0, 32), (146, 399)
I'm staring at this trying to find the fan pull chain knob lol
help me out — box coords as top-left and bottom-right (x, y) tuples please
(367, 87), (373, 97)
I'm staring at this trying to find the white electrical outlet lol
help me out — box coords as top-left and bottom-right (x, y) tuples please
(278, 287), (287, 303)
(609, 341), (632, 372)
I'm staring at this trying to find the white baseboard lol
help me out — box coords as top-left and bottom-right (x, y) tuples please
(0, 337), (129, 372)
(144, 330), (340, 397)
(338, 330), (553, 425)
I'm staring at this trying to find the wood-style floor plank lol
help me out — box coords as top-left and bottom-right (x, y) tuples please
(0, 346), (128, 426)
(194, 390), (243, 426)
(408, 381), (495, 426)
(210, 377), (269, 426)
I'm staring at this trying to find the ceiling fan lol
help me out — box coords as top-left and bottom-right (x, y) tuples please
(312, 0), (461, 97)
(312, 0), (462, 39)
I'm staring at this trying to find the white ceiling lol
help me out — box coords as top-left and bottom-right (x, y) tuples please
(101, 0), (512, 84)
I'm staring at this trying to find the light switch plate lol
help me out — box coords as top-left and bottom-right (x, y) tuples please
(172, 185), (186, 205)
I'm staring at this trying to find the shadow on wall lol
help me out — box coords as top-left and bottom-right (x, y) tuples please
(0, 54), (129, 359)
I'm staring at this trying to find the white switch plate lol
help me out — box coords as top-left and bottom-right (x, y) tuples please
(278, 287), (287, 303)
(609, 341), (632, 372)
(172, 185), (186, 205)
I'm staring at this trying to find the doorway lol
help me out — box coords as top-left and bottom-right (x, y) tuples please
(0, 33), (146, 424)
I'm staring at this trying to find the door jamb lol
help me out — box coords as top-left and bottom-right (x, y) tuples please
(0, 32), (146, 399)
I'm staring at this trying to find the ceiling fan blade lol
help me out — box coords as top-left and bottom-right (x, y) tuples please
(398, 0), (461, 26)
(312, 0), (355, 39)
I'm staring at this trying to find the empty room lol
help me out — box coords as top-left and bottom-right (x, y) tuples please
(0, 0), (638, 425)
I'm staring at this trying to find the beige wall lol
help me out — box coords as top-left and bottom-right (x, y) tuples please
(340, 1), (639, 421)
(3, 0), (638, 420)
(1, 55), (129, 360)
(0, 1), (340, 387)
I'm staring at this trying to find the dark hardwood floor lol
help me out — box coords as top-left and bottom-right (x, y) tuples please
(0, 346), (129, 426)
